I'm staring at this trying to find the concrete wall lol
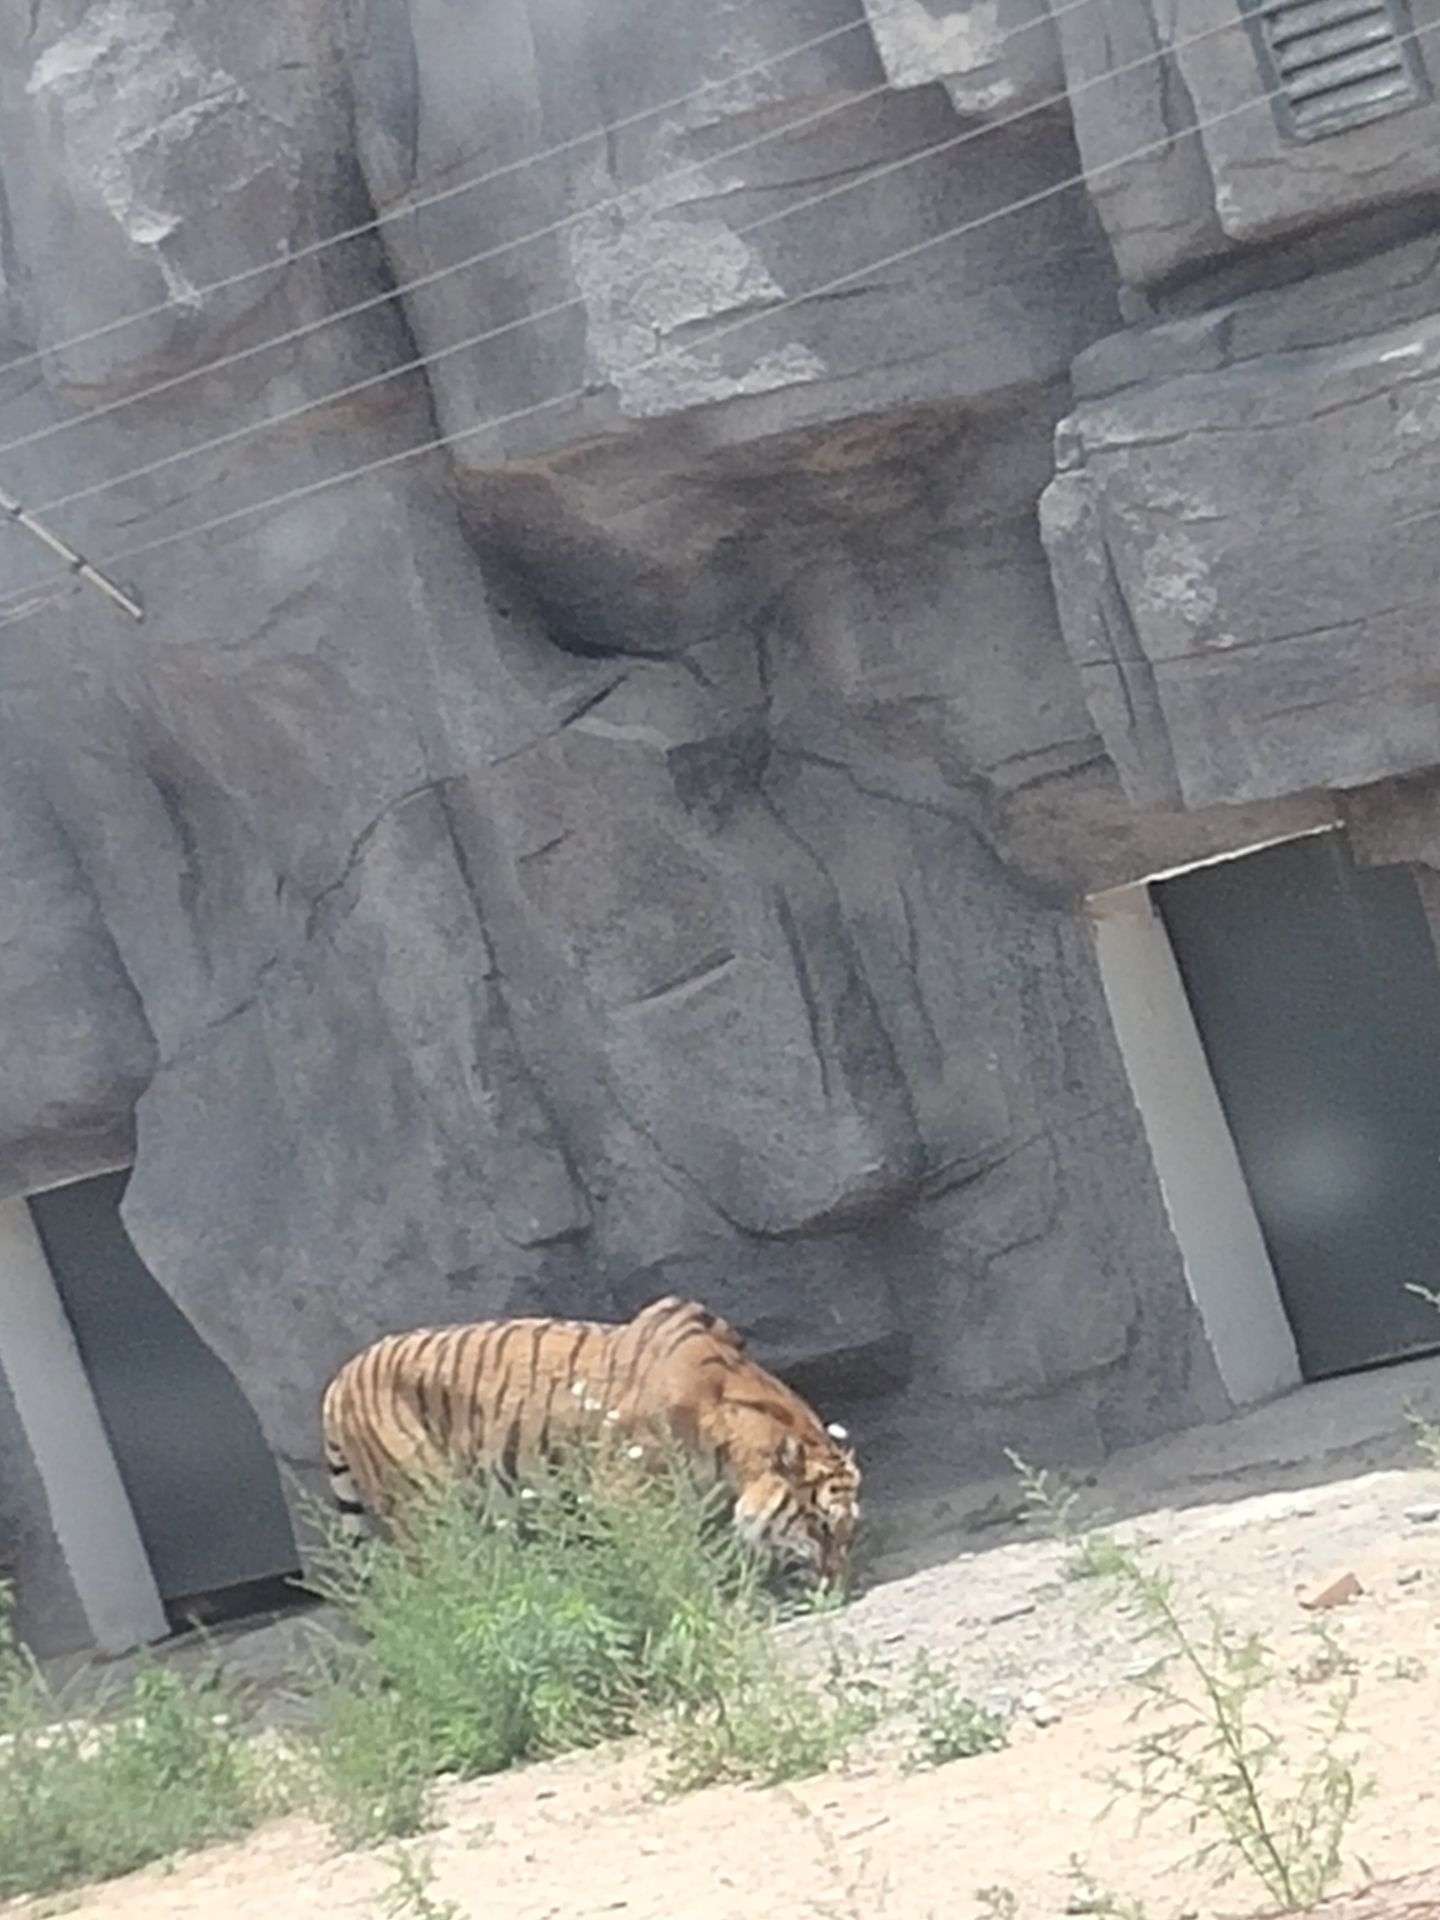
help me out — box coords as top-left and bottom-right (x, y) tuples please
(1089, 879), (1302, 1409)
(0, 1197), (166, 1656)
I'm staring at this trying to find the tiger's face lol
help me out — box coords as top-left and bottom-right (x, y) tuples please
(808, 1436), (861, 1584)
(737, 1428), (861, 1584)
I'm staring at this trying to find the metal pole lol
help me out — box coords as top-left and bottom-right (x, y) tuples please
(0, 483), (144, 621)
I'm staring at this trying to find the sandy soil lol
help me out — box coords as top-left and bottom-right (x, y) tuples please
(10, 1367), (1440, 1920)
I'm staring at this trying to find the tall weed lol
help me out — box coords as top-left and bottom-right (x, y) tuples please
(1010, 1457), (1369, 1911)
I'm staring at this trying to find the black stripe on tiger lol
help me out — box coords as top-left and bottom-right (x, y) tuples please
(324, 1437), (370, 1536)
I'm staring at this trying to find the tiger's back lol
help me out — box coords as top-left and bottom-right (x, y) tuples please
(320, 1295), (860, 1580)
(320, 1310), (625, 1525)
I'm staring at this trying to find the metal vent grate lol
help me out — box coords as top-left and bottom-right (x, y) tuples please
(1239, 0), (1431, 141)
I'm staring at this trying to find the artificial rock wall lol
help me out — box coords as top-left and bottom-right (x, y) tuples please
(4, 0), (1438, 1558)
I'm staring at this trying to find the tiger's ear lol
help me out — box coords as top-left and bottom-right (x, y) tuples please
(776, 1433), (804, 1473)
(708, 1311), (746, 1353)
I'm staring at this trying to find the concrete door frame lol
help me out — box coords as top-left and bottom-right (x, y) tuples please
(0, 1191), (168, 1654)
(1088, 865), (1305, 1409)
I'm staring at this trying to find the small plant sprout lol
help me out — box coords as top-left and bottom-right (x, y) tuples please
(1066, 1859), (1151, 1920)
(1005, 1449), (1123, 1581)
(1379, 1652), (1426, 1684)
(902, 1653), (1008, 1771)
(1403, 1284), (1440, 1466)
(1408, 1410), (1440, 1471)
(376, 1846), (463, 1920)
(974, 1887), (1019, 1920)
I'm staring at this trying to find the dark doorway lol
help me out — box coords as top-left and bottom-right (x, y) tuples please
(28, 1170), (299, 1620)
(1155, 832), (1440, 1381)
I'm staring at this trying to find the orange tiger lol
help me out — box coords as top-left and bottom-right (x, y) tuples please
(320, 1295), (860, 1582)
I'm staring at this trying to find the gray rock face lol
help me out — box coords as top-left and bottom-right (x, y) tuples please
(0, 750), (154, 1200)
(1041, 234), (1440, 811)
(13, 0), (1440, 1592)
(1051, 0), (1226, 292)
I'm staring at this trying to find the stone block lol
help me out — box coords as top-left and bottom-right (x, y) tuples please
(862, 0), (1065, 117)
(1041, 235), (1440, 809)
(1059, 0), (1440, 288)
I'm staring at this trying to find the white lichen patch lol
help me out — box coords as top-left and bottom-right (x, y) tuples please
(569, 203), (825, 416)
(1136, 527), (1220, 634)
(863, 0), (1013, 102)
(26, 1), (292, 307)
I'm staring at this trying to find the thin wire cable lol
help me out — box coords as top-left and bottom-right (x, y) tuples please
(0, 581), (73, 628)
(0, 13), (871, 381)
(6, 15), (1440, 619)
(0, 0), (1173, 468)
(0, 74), (887, 464)
(35, 3), (1251, 521)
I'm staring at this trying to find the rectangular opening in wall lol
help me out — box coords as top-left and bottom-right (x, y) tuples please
(1239, 0), (1432, 142)
(1088, 872), (1303, 1411)
(26, 1168), (302, 1632)
(1153, 829), (1440, 1382)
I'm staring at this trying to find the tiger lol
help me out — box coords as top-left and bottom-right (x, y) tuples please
(319, 1295), (860, 1582)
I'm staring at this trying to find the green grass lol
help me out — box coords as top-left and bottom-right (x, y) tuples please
(298, 1440), (876, 1840)
(0, 1594), (273, 1902)
(1, 1438), (1016, 1895)
(299, 1442), (1022, 1822)
(655, 1638), (887, 1792)
(1, 1441), (893, 1889)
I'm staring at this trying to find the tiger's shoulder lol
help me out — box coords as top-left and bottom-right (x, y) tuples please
(626, 1294), (748, 1354)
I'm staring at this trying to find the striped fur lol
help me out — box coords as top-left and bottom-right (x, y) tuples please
(320, 1296), (860, 1581)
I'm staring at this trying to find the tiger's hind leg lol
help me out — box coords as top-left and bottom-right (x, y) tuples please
(324, 1437), (374, 1542)
(327, 1423), (465, 1552)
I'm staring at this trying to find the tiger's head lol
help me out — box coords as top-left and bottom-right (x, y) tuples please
(735, 1425), (861, 1585)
